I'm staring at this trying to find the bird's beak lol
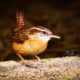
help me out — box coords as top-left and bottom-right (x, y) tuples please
(49, 35), (60, 39)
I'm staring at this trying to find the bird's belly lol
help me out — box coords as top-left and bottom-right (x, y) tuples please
(12, 40), (48, 55)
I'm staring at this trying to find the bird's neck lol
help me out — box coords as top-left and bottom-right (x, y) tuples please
(29, 34), (51, 43)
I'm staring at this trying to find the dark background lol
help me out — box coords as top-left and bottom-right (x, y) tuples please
(0, 0), (80, 61)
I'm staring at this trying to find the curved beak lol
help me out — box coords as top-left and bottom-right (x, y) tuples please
(49, 35), (60, 39)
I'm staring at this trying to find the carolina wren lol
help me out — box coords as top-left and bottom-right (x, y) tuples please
(12, 11), (60, 63)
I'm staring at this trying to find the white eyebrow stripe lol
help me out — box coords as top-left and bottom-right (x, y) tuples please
(31, 27), (46, 32)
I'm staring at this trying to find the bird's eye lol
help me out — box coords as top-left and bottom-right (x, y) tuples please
(42, 31), (46, 34)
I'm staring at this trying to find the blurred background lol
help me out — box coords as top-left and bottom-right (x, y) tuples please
(0, 0), (80, 61)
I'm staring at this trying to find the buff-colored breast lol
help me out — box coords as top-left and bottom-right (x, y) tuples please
(12, 39), (48, 55)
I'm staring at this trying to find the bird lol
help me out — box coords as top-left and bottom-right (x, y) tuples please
(12, 11), (60, 64)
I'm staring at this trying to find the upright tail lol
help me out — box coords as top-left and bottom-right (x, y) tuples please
(15, 10), (24, 31)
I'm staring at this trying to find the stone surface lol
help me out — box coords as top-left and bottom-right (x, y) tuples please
(0, 57), (80, 80)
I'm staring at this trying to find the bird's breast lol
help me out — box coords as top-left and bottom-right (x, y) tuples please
(12, 39), (48, 55)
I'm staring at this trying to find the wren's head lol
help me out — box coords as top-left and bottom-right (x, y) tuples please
(12, 26), (60, 43)
(26, 26), (60, 43)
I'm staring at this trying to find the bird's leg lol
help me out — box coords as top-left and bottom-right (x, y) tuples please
(35, 55), (41, 61)
(17, 54), (26, 64)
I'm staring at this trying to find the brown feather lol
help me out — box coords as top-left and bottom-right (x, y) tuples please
(14, 11), (24, 32)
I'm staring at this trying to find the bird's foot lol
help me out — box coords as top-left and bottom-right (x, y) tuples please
(34, 55), (43, 62)
(20, 60), (27, 65)
(17, 54), (27, 65)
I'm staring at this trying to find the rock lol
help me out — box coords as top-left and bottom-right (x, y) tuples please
(0, 57), (80, 80)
